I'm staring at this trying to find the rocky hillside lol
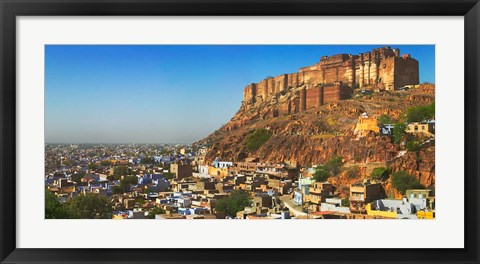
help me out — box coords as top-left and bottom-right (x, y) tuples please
(197, 84), (435, 192)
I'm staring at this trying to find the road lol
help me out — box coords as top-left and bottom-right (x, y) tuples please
(279, 195), (308, 218)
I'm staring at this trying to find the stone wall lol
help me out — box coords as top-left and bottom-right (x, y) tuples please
(273, 74), (288, 94)
(305, 86), (322, 110)
(324, 85), (347, 104)
(242, 46), (419, 107)
(394, 55), (420, 89)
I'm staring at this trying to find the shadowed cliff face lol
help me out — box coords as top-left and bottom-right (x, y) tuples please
(198, 84), (435, 190)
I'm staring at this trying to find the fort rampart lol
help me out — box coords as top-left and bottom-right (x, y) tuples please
(243, 47), (419, 111)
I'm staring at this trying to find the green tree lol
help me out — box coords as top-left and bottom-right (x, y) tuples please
(393, 122), (407, 144)
(162, 172), (175, 180)
(406, 141), (421, 152)
(65, 193), (113, 219)
(312, 165), (329, 182)
(141, 157), (155, 164)
(146, 207), (166, 219)
(370, 167), (391, 181)
(135, 197), (146, 205)
(70, 172), (85, 183)
(45, 190), (68, 219)
(313, 156), (344, 182)
(215, 190), (251, 217)
(122, 175), (138, 185)
(377, 114), (393, 125)
(405, 101), (435, 123)
(114, 166), (128, 179)
(391, 171), (424, 195)
(88, 163), (99, 170)
(245, 129), (272, 151)
(327, 156), (343, 175)
(112, 185), (125, 195)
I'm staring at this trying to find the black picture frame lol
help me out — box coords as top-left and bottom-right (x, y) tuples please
(1, 0), (479, 263)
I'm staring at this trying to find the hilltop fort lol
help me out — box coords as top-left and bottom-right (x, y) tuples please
(196, 46), (434, 200)
(242, 46), (419, 116)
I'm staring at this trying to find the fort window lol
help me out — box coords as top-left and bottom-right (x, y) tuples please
(414, 126), (418, 131)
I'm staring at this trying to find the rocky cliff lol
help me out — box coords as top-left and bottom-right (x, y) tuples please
(197, 48), (434, 194)
(198, 83), (435, 191)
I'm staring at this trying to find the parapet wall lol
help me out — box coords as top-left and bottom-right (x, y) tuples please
(272, 84), (351, 116)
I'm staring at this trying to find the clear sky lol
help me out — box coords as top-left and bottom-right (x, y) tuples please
(45, 45), (435, 144)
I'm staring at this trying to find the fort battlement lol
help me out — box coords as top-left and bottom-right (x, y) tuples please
(243, 46), (419, 110)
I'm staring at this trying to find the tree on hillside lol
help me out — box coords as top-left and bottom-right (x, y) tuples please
(215, 190), (251, 217)
(406, 140), (421, 152)
(405, 101), (435, 123)
(391, 170), (424, 195)
(313, 156), (344, 182)
(393, 122), (407, 144)
(245, 129), (272, 151)
(370, 167), (391, 181)
(377, 114), (394, 125)
(327, 157), (343, 175)
(312, 165), (329, 182)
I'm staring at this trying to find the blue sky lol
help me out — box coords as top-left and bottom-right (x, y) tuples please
(45, 45), (435, 144)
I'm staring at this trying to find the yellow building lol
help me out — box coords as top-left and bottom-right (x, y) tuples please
(208, 166), (229, 177)
(354, 113), (380, 137)
(405, 122), (435, 136)
(365, 203), (397, 218)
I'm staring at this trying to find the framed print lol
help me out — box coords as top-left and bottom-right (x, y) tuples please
(1, 0), (479, 263)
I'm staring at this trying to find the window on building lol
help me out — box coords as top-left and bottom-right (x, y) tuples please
(414, 126), (418, 131)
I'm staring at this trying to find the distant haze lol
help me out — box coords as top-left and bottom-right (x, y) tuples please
(45, 45), (435, 144)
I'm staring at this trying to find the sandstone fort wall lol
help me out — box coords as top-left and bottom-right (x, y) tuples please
(243, 46), (420, 108)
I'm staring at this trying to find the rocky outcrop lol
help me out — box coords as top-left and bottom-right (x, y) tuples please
(199, 84), (435, 191)
(388, 147), (435, 188)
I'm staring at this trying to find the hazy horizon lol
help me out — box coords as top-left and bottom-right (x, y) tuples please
(45, 44), (435, 144)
